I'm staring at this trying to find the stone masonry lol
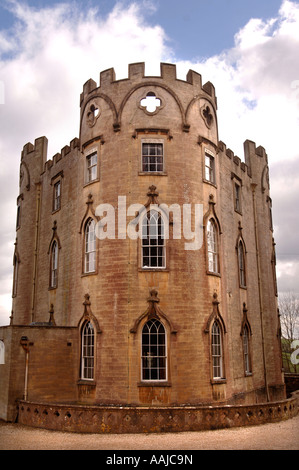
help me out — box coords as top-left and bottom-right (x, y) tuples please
(0, 63), (286, 428)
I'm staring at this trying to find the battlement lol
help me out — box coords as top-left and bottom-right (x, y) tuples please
(218, 140), (251, 177)
(44, 137), (80, 172)
(218, 138), (269, 180)
(80, 62), (216, 105)
(21, 136), (48, 160)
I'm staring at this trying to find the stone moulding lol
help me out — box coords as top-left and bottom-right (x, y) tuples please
(16, 390), (299, 434)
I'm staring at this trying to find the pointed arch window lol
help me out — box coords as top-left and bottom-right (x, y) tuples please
(207, 219), (219, 274)
(141, 319), (167, 381)
(81, 321), (95, 380)
(242, 325), (251, 374)
(238, 240), (246, 287)
(211, 321), (224, 379)
(84, 218), (96, 273)
(12, 254), (19, 296)
(141, 211), (166, 269)
(50, 241), (58, 288)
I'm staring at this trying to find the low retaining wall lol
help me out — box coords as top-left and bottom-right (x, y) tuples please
(16, 391), (299, 434)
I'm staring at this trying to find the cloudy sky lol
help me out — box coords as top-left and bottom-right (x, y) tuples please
(0, 0), (298, 325)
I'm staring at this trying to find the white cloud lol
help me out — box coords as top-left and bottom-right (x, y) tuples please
(0, 0), (298, 324)
(0, 0), (171, 325)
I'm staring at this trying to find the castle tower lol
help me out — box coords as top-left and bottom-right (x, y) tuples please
(0, 63), (286, 428)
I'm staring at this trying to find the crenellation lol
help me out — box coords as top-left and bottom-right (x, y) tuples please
(226, 148), (234, 159)
(256, 145), (268, 162)
(70, 137), (80, 150)
(81, 78), (97, 104)
(241, 162), (247, 172)
(128, 62), (146, 80)
(22, 142), (35, 158)
(44, 139), (80, 172)
(202, 81), (216, 100)
(61, 145), (70, 157)
(233, 155), (241, 166)
(186, 69), (202, 87)
(53, 153), (62, 164)
(218, 140), (226, 152)
(99, 67), (116, 87)
(160, 62), (177, 81)
(45, 159), (54, 171)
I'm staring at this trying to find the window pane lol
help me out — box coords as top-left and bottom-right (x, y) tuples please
(142, 212), (166, 268)
(85, 219), (96, 272)
(142, 143), (163, 172)
(51, 242), (58, 287)
(238, 242), (246, 286)
(141, 319), (166, 381)
(86, 152), (97, 182)
(207, 220), (218, 273)
(205, 154), (215, 183)
(211, 322), (223, 379)
(81, 322), (95, 380)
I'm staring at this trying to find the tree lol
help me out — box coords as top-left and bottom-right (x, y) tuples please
(278, 292), (299, 373)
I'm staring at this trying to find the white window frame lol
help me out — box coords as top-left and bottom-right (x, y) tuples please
(85, 148), (98, 184)
(141, 210), (166, 269)
(207, 219), (219, 274)
(243, 325), (251, 374)
(84, 218), (96, 273)
(211, 321), (224, 379)
(141, 319), (167, 382)
(141, 139), (164, 173)
(81, 321), (95, 380)
(204, 149), (216, 184)
(53, 180), (61, 212)
(238, 241), (246, 287)
(50, 241), (58, 288)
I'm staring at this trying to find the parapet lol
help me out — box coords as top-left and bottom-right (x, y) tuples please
(21, 136), (48, 161)
(218, 140), (252, 178)
(44, 138), (80, 172)
(80, 62), (217, 105)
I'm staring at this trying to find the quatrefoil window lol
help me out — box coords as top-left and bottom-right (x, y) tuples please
(86, 102), (100, 127)
(201, 104), (213, 128)
(140, 92), (162, 114)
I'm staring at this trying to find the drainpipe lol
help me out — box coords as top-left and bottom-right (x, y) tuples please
(251, 184), (270, 402)
(20, 336), (30, 401)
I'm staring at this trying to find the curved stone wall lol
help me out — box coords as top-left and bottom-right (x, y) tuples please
(17, 390), (299, 434)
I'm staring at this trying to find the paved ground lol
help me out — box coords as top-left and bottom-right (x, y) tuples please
(0, 415), (299, 450)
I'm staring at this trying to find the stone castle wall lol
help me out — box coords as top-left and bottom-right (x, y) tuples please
(0, 63), (285, 424)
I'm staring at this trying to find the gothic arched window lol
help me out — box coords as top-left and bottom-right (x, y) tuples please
(13, 254), (19, 296)
(141, 211), (166, 269)
(207, 219), (219, 274)
(50, 241), (58, 288)
(243, 325), (251, 374)
(84, 218), (96, 273)
(238, 240), (246, 287)
(211, 321), (224, 379)
(81, 321), (95, 380)
(141, 319), (167, 381)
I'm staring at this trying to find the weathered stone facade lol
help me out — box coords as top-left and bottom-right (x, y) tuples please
(0, 63), (287, 430)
